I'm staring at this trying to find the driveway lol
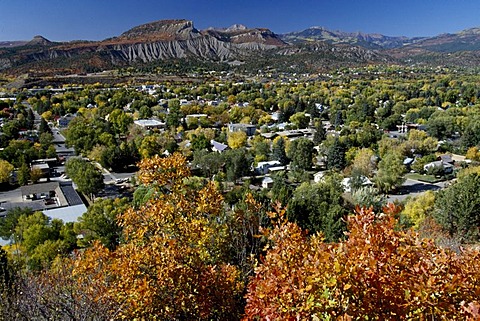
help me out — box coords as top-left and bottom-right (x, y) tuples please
(387, 178), (444, 203)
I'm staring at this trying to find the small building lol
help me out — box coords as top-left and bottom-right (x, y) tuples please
(31, 163), (51, 177)
(268, 166), (286, 173)
(134, 119), (165, 130)
(255, 160), (282, 175)
(21, 182), (62, 201)
(438, 154), (454, 164)
(185, 114), (208, 120)
(262, 176), (274, 189)
(260, 132), (278, 140)
(58, 116), (75, 128)
(19, 130), (39, 141)
(227, 123), (257, 137)
(210, 140), (229, 153)
(423, 161), (454, 174)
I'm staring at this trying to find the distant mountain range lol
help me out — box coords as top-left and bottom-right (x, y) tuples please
(280, 27), (424, 49)
(2, 19), (480, 77)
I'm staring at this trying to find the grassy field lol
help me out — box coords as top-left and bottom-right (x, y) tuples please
(405, 173), (444, 183)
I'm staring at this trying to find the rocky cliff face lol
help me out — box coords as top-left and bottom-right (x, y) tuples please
(0, 19), (287, 73)
(117, 19), (202, 42)
(7, 19), (480, 75)
(109, 36), (238, 62)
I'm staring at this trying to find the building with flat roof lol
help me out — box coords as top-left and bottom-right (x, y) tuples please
(134, 119), (165, 130)
(227, 123), (257, 136)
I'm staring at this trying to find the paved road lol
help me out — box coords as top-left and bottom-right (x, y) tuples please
(387, 178), (449, 203)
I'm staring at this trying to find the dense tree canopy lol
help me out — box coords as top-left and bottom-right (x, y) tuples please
(287, 177), (346, 241)
(70, 153), (244, 320)
(244, 205), (480, 320)
(65, 157), (104, 197)
(434, 173), (480, 242)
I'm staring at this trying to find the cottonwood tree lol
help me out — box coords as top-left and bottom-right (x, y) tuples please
(74, 197), (130, 250)
(375, 150), (406, 193)
(227, 131), (247, 149)
(287, 138), (314, 172)
(65, 157), (104, 198)
(0, 160), (13, 184)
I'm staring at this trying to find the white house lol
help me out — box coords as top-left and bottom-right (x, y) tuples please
(262, 176), (274, 189)
(255, 161), (282, 175)
(134, 119), (165, 130)
(423, 161), (454, 174)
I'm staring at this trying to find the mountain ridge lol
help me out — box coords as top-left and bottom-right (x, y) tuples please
(2, 19), (480, 76)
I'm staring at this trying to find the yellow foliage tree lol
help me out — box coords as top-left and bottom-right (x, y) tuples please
(227, 131), (247, 149)
(466, 146), (480, 161)
(41, 110), (53, 121)
(0, 159), (14, 183)
(402, 191), (436, 229)
(72, 153), (244, 320)
(351, 147), (376, 177)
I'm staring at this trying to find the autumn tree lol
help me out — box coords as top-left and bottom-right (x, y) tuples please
(0, 160), (13, 184)
(465, 146), (480, 161)
(350, 147), (376, 177)
(227, 130), (247, 149)
(70, 153), (244, 320)
(402, 190), (436, 229)
(244, 205), (480, 320)
(375, 150), (406, 193)
(4, 257), (120, 320)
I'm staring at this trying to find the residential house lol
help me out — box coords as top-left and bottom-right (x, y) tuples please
(58, 115), (75, 128)
(342, 176), (373, 193)
(134, 119), (165, 130)
(210, 140), (229, 153)
(262, 176), (274, 189)
(314, 171), (327, 183)
(423, 160), (454, 174)
(227, 123), (257, 137)
(255, 160), (282, 175)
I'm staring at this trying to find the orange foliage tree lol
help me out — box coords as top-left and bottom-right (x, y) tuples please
(244, 204), (480, 320)
(71, 153), (244, 320)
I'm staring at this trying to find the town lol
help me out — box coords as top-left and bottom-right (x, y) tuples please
(1, 9), (480, 318)
(0, 65), (478, 247)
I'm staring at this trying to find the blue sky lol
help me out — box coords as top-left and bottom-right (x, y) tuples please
(1, 0), (480, 41)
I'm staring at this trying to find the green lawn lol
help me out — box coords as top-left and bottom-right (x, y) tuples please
(405, 173), (444, 183)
